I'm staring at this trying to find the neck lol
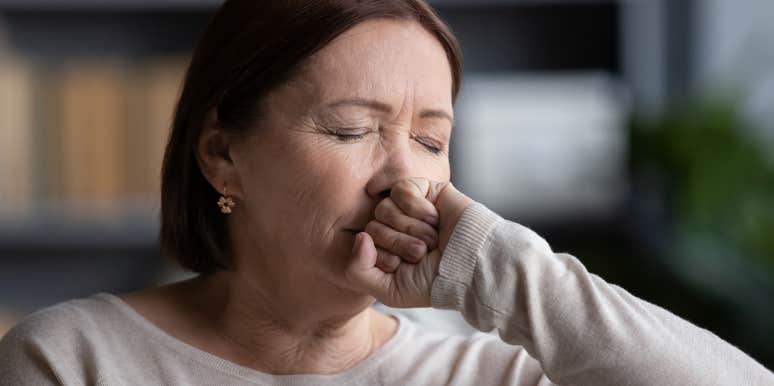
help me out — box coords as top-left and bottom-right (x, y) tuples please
(193, 271), (395, 375)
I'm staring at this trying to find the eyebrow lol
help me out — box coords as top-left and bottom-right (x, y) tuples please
(327, 98), (454, 124)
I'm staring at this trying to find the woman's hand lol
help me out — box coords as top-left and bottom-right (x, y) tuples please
(345, 178), (473, 307)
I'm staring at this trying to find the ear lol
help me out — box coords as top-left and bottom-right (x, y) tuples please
(194, 108), (244, 199)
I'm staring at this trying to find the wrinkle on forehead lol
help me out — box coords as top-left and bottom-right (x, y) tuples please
(293, 18), (453, 114)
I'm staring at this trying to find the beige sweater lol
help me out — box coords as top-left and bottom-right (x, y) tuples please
(1, 203), (772, 385)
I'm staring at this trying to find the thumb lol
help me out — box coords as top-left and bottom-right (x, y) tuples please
(345, 232), (393, 299)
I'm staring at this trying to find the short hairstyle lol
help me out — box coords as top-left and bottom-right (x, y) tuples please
(160, 0), (463, 273)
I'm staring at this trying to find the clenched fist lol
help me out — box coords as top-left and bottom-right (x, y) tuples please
(345, 178), (473, 308)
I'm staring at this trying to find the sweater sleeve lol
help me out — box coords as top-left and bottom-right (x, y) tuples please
(431, 202), (774, 386)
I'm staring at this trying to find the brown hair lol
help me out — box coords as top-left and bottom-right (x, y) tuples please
(160, 0), (462, 273)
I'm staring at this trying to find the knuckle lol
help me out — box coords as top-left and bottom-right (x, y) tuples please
(390, 235), (403, 253)
(375, 250), (387, 265)
(374, 199), (397, 222)
(394, 179), (413, 192)
(374, 201), (390, 221)
(391, 183), (413, 201)
(404, 200), (423, 216)
(405, 222), (419, 236)
(377, 251), (398, 272)
(408, 178), (428, 196)
(365, 220), (381, 235)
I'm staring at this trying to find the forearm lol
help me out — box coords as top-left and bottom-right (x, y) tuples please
(431, 203), (774, 386)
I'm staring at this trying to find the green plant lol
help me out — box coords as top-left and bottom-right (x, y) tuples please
(632, 99), (774, 274)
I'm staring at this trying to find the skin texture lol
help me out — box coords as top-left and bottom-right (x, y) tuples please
(121, 19), (472, 375)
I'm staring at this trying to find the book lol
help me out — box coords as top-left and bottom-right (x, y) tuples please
(125, 55), (188, 201)
(0, 58), (34, 216)
(2, 55), (190, 218)
(55, 61), (128, 212)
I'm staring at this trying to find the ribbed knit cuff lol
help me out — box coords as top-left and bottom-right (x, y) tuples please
(431, 202), (502, 311)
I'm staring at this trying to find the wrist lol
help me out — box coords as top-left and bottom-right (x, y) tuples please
(435, 183), (473, 252)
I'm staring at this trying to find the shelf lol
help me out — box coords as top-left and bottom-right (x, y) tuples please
(0, 0), (609, 11)
(0, 0), (220, 10)
(0, 207), (158, 252)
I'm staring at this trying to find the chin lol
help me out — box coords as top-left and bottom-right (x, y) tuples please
(309, 239), (376, 312)
(325, 281), (376, 315)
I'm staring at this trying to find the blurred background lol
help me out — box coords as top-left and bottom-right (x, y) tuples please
(0, 0), (773, 370)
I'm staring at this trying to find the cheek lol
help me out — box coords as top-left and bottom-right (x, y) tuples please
(241, 140), (369, 247)
(433, 157), (451, 181)
(414, 151), (451, 183)
(282, 148), (371, 273)
(297, 153), (365, 218)
(294, 139), (369, 200)
(300, 148), (373, 236)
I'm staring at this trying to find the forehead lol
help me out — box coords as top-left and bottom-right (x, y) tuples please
(298, 19), (453, 109)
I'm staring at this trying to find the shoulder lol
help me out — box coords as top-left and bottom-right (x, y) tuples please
(0, 294), (126, 366)
(0, 294), (125, 384)
(2, 294), (120, 346)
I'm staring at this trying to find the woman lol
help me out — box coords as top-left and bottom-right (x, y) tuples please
(1, 1), (772, 385)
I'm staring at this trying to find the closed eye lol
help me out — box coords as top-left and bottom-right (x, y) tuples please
(334, 133), (366, 142)
(326, 127), (371, 142)
(413, 136), (444, 155)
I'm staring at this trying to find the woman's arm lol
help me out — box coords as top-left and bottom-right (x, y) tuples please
(431, 202), (774, 386)
(346, 179), (774, 385)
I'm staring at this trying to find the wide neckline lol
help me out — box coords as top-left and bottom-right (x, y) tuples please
(94, 292), (410, 385)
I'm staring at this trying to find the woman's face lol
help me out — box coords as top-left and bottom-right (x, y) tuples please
(228, 19), (453, 306)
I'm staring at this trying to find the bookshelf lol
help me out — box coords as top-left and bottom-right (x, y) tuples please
(0, 54), (190, 244)
(0, 0), (620, 309)
(0, 0), (220, 9)
(0, 3), (213, 317)
(0, 0), (620, 247)
(0, 0), (599, 9)
(0, 3), (205, 244)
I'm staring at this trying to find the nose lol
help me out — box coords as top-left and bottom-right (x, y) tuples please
(365, 142), (414, 200)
